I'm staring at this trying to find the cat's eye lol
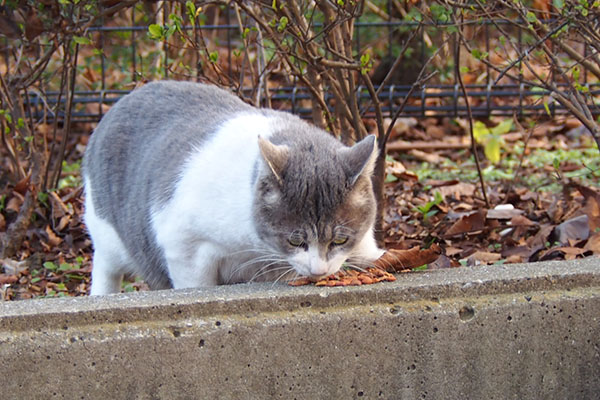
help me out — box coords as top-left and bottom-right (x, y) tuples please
(331, 236), (348, 246)
(288, 236), (305, 248)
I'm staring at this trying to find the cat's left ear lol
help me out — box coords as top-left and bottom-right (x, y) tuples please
(258, 136), (289, 185)
(339, 134), (378, 185)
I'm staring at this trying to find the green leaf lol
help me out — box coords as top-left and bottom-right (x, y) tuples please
(525, 11), (538, 24)
(43, 261), (58, 271)
(31, 277), (42, 283)
(425, 210), (439, 220)
(59, 263), (71, 271)
(385, 173), (398, 183)
(277, 16), (288, 32)
(471, 49), (488, 60)
(209, 51), (218, 63)
(572, 66), (580, 82)
(148, 24), (164, 40)
(484, 135), (502, 164)
(543, 101), (551, 116)
(165, 24), (177, 38)
(553, 0), (565, 11)
(73, 35), (91, 45)
(553, 157), (561, 170)
(473, 121), (489, 143)
(185, 1), (196, 24)
(490, 119), (513, 135)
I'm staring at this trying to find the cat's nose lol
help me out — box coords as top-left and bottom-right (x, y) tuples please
(309, 262), (330, 277)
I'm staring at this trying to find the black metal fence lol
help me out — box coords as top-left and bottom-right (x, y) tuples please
(9, 2), (600, 123)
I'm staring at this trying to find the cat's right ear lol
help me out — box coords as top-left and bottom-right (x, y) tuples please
(258, 136), (289, 185)
(340, 134), (378, 185)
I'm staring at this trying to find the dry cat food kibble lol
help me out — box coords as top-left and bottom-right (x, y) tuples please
(288, 244), (443, 287)
(288, 266), (396, 287)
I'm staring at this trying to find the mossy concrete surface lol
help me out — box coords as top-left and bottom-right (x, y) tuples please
(1, 258), (599, 399)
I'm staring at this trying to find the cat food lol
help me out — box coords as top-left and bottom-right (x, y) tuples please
(288, 245), (442, 287)
(288, 266), (396, 287)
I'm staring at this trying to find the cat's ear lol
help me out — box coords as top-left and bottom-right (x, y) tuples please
(340, 134), (378, 185)
(258, 136), (289, 185)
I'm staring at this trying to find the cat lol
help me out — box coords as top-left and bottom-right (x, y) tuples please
(82, 81), (384, 295)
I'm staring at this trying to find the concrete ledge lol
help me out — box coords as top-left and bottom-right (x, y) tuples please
(1, 258), (599, 399)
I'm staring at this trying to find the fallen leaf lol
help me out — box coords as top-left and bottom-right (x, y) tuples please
(6, 195), (22, 214)
(505, 254), (523, 264)
(466, 251), (502, 265)
(409, 149), (443, 163)
(49, 191), (72, 220)
(550, 214), (589, 246)
(510, 215), (535, 227)
(13, 173), (31, 195)
(44, 225), (62, 247)
(427, 254), (459, 269)
(374, 244), (442, 271)
(583, 232), (600, 254)
(436, 182), (476, 200)
(444, 209), (486, 237)
(0, 274), (19, 285)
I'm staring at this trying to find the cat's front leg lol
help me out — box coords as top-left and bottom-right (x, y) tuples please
(353, 227), (385, 261)
(163, 241), (224, 288)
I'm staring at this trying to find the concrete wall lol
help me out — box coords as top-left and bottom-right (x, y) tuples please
(1, 258), (599, 399)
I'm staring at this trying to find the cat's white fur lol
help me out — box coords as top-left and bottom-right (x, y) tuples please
(152, 113), (275, 288)
(86, 180), (134, 295)
(87, 113), (383, 294)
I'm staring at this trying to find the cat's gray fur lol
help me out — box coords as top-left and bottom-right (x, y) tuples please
(83, 81), (380, 292)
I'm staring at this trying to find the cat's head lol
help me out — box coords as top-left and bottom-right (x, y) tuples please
(253, 131), (378, 278)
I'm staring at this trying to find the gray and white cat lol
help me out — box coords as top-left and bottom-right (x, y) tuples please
(83, 81), (383, 295)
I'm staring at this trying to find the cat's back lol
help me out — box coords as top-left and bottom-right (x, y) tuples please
(86, 81), (251, 151)
(83, 81), (254, 224)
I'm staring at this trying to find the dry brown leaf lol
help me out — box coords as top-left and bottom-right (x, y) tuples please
(510, 215), (535, 227)
(49, 191), (72, 219)
(6, 195), (22, 214)
(505, 254), (524, 264)
(0, 274), (19, 285)
(374, 244), (442, 272)
(444, 210), (486, 237)
(45, 225), (62, 247)
(13, 173), (31, 195)
(436, 182), (476, 200)
(467, 251), (502, 265)
(584, 233), (600, 254)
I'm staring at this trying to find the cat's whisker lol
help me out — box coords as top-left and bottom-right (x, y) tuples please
(226, 247), (271, 257)
(249, 262), (290, 283)
(271, 267), (297, 287)
(252, 265), (292, 283)
(228, 254), (285, 282)
(344, 263), (368, 274)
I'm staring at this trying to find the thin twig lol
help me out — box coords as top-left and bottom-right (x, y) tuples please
(454, 6), (490, 208)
